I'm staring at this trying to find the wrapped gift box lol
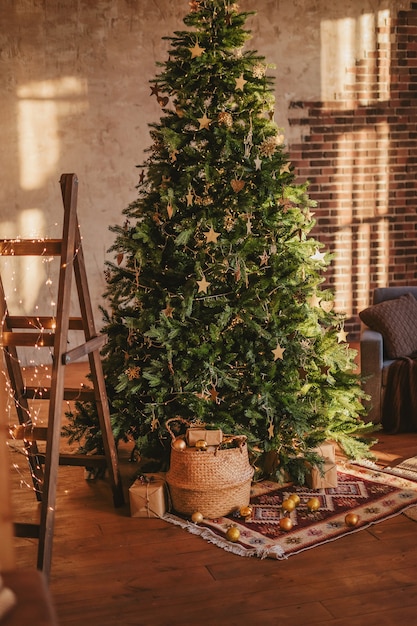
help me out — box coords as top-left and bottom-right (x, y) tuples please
(305, 442), (338, 489)
(129, 473), (168, 518)
(186, 427), (223, 447)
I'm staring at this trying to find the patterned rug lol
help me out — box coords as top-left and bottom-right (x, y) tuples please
(381, 455), (417, 522)
(164, 464), (417, 559)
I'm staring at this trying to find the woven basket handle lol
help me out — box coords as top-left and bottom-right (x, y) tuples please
(165, 416), (191, 442)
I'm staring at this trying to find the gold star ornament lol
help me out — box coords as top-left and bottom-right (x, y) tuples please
(197, 275), (211, 293)
(337, 328), (348, 343)
(189, 41), (205, 58)
(235, 73), (247, 90)
(162, 304), (174, 318)
(205, 226), (220, 243)
(197, 112), (211, 130)
(272, 343), (285, 361)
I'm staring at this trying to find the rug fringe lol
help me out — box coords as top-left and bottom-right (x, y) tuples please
(163, 513), (286, 559)
(350, 458), (380, 470)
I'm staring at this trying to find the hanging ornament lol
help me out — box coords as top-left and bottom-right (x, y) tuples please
(308, 293), (321, 308)
(197, 112), (211, 130)
(311, 249), (326, 262)
(337, 327), (348, 343)
(254, 155), (262, 171)
(224, 212), (236, 231)
(272, 343), (285, 361)
(235, 73), (247, 91)
(167, 203), (174, 219)
(126, 366), (141, 380)
(267, 418), (275, 439)
(197, 275), (211, 293)
(189, 40), (205, 58)
(231, 178), (245, 193)
(150, 83), (159, 96)
(244, 116), (253, 158)
(280, 162), (291, 175)
(150, 408), (160, 432)
(218, 111), (233, 127)
(204, 226), (220, 243)
(175, 105), (185, 118)
(152, 212), (162, 225)
(305, 207), (315, 221)
(157, 95), (169, 108)
(259, 250), (269, 266)
(259, 136), (278, 158)
(209, 385), (220, 404)
(186, 186), (194, 206)
(246, 213), (252, 235)
(320, 300), (334, 313)
(162, 303), (174, 318)
(252, 62), (266, 79)
(189, 0), (201, 11)
(170, 149), (179, 162)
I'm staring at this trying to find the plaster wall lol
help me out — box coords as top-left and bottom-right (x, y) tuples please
(0, 0), (410, 360)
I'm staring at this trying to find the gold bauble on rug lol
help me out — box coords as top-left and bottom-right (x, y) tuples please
(226, 525), (241, 542)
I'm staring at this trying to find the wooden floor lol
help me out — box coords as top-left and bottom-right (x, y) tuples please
(7, 363), (417, 626)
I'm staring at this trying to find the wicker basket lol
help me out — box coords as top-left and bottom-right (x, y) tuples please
(165, 418), (254, 519)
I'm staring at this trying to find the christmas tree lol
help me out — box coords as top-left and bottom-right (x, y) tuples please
(65, 0), (375, 483)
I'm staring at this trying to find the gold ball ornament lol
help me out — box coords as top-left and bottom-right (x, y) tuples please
(288, 493), (300, 507)
(195, 439), (208, 451)
(172, 438), (186, 451)
(345, 513), (359, 527)
(226, 525), (241, 542)
(279, 517), (293, 531)
(281, 498), (296, 513)
(307, 497), (321, 512)
(239, 505), (253, 519)
(191, 511), (204, 524)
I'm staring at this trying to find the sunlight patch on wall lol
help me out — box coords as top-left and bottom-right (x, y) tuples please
(17, 77), (88, 191)
(320, 10), (390, 105)
(321, 16), (357, 102)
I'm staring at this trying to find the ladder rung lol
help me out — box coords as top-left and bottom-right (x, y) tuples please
(6, 316), (85, 331)
(9, 424), (48, 441)
(63, 335), (107, 364)
(24, 386), (96, 401)
(1, 331), (55, 347)
(37, 453), (108, 468)
(0, 239), (62, 256)
(14, 522), (40, 539)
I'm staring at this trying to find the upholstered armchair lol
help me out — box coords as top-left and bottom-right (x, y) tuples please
(359, 286), (417, 424)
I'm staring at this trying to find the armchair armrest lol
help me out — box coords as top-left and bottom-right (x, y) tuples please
(360, 327), (384, 423)
(360, 328), (384, 377)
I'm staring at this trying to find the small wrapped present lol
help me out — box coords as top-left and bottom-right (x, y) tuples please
(129, 473), (168, 518)
(305, 442), (338, 489)
(186, 427), (223, 447)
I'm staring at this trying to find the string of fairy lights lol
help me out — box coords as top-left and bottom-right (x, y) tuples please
(1, 226), (87, 498)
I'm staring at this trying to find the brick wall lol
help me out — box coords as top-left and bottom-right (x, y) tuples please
(289, 2), (417, 339)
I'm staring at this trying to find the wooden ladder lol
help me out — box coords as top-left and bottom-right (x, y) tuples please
(1, 173), (124, 579)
